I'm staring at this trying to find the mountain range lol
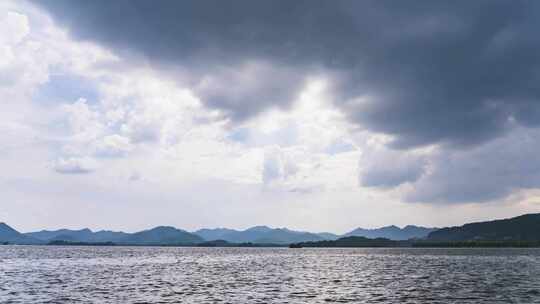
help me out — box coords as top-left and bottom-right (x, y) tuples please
(194, 226), (328, 244)
(1, 223), (436, 245)
(118, 226), (204, 245)
(27, 228), (130, 243)
(3, 213), (538, 246)
(343, 225), (437, 240)
(22, 226), (203, 245)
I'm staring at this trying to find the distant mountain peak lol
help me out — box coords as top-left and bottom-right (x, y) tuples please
(246, 226), (272, 232)
(404, 225), (419, 229)
(150, 226), (177, 231)
(0, 222), (18, 233)
(120, 225), (203, 245)
(345, 225), (436, 240)
(1, 222), (42, 244)
(382, 225), (400, 230)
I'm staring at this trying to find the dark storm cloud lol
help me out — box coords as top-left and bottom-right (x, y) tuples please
(405, 127), (540, 203)
(361, 158), (426, 189)
(359, 146), (427, 188)
(36, 0), (540, 148)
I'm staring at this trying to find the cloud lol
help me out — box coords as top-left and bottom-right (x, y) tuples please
(3, 0), (539, 214)
(34, 0), (540, 149)
(53, 71), (206, 168)
(227, 122), (299, 148)
(405, 127), (540, 203)
(262, 146), (299, 185)
(94, 134), (133, 157)
(194, 61), (306, 121)
(61, 98), (105, 145)
(128, 172), (141, 182)
(288, 185), (324, 195)
(358, 126), (540, 204)
(324, 139), (355, 155)
(0, 11), (29, 45)
(0, 10), (40, 87)
(359, 145), (427, 188)
(53, 157), (98, 174)
(262, 153), (282, 185)
(119, 113), (163, 143)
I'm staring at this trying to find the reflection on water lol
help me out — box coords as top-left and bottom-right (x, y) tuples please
(1, 246), (540, 303)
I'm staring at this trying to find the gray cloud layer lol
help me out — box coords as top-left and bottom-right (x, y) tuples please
(36, 0), (540, 148)
(34, 1), (540, 203)
(406, 127), (540, 204)
(360, 148), (427, 188)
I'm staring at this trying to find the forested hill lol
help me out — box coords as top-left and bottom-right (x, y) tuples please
(427, 214), (540, 241)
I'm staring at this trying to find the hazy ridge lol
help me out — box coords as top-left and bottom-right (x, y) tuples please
(2, 213), (538, 246)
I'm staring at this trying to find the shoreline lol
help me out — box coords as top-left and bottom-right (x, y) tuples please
(2, 243), (540, 249)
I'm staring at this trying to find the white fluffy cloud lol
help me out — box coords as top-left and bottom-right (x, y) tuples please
(0, 11), (29, 73)
(53, 157), (98, 174)
(0, 11), (29, 45)
(94, 135), (133, 157)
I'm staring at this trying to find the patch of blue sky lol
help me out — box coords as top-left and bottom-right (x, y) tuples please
(324, 139), (355, 155)
(33, 73), (100, 105)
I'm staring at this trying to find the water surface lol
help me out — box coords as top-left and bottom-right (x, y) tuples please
(1, 246), (539, 303)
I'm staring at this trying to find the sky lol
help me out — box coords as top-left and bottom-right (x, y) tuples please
(1, 0), (540, 234)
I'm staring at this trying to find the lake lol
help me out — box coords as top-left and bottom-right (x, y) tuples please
(1, 246), (539, 303)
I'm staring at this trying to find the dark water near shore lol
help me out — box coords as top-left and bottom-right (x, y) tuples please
(1, 246), (540, 303)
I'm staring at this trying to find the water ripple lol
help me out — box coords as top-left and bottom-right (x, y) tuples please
(1, 246), (540, 303)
